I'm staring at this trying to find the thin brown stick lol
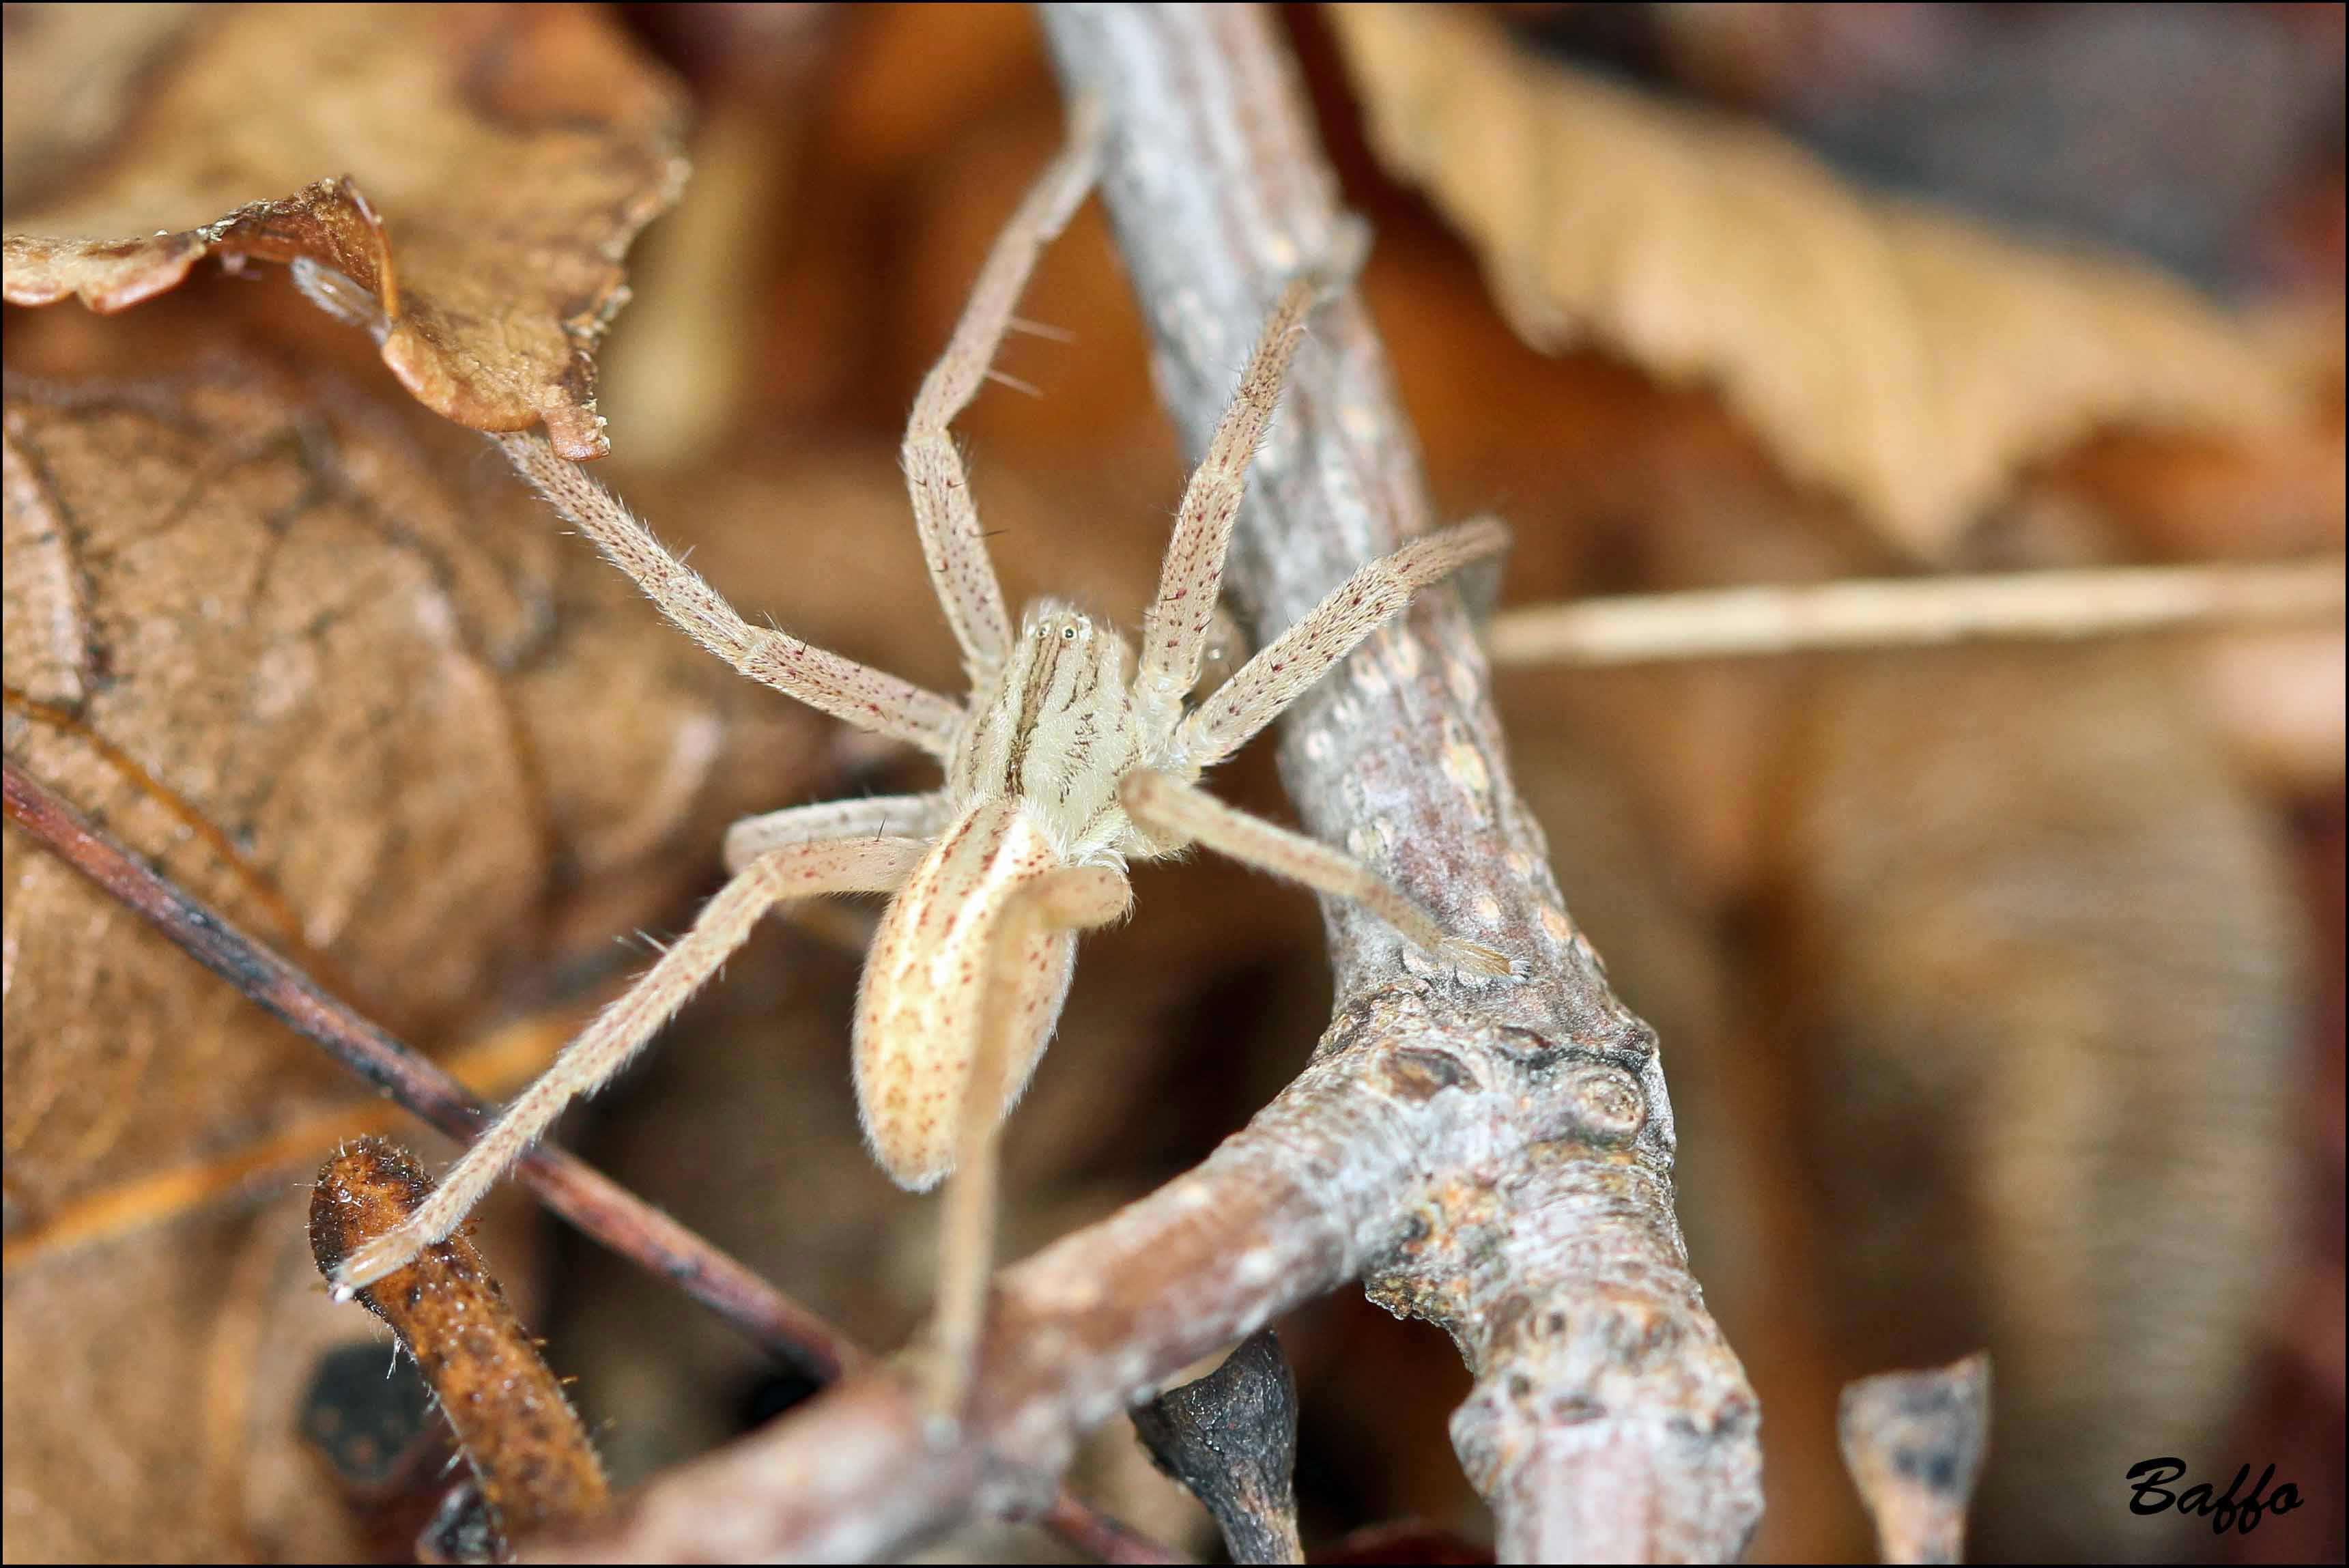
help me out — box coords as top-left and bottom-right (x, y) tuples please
(2, 754), (1185, 1563)
(1038, 1492), (1204, 1567)
(0, 1006), (571, 1268)
(4, 754), (854, 1382)
(1484, 556), (2346, 667)
(3, 686), (360, 997)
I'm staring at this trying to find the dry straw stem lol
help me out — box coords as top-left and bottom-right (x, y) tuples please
(1838, 1354), (1994, 1565)
(1484, 556), (2348, 668)
(0, 756), (1180, 1566)
(535, 6), (1759, 1563)
(309, 1137), (611, 1552)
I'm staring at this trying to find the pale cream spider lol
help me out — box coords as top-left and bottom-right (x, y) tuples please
(330, 115), (1511, 1406)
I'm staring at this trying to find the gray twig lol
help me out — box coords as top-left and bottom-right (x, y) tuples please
(1051, 7), (1762, 1560)
(528, 5), (1760, 1560)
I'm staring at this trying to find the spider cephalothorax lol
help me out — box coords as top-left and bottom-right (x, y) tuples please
(949, 601), (1154, 864)
(330, 111), (1509, 1407)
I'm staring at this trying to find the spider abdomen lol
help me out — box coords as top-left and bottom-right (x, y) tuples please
(853, 798), (1078, 1189)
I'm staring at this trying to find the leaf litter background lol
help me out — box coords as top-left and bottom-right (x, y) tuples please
(1, 3), (2340, 1563)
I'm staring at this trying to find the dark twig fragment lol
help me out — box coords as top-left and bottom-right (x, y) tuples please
(300, 1340), (470, 1560)
(1838, 1352), (1993, 1565)
(311, 1137), (610, 1556)
(416, 1482), (499, 1567)
(1130, 1330), (1303, 1564)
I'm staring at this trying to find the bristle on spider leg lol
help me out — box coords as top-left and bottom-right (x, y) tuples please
(981, 367), (1044, 399)
(1004, 314), (1076, 343)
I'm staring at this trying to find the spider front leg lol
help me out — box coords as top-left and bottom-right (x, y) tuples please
(902, 103), (1103, 688)
(924, 861), (1131, 1418)
(1132, 223), (1371, 727)
(1122, 771), (1514, 978)
(1175, 516), (1509, 771)
(1130, 272), (1320, 724)
(330, 835), (930, 1293)
(500, 431), (964, 757)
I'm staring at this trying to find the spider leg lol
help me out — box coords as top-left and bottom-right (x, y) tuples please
(923, 863), (1131, 1417)
(1121, 771), (1513, 978)
(1131, 274), (1315, 725)
(722, 793), (952, 872)
(902, 102), (1103, 689)
(501, 431), (964, 757)
(1133, 230), (1369, 726)
(1174, 517), (1508, 771)
(330, 836), (931, 1292)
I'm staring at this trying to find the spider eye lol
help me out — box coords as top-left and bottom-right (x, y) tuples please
(1060, 625), (1077, 642)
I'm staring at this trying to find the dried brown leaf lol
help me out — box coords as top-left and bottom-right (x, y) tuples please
(4, 365), (544, 1221)
(3, 1160), (552, 1563)
(1329, 2), (2301, 556)
(1, 1193), (367, 1562)
(1, 350), (831, 1230)
(1765, 644), (2303, 1560)
(1, 3), (689, 459)
(0, 3), (208, 199)
(1, 345), (838, 1560)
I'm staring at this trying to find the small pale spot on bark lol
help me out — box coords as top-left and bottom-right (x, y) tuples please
(1540, 904), (1573, 943)
(1441, 735), (1490, 797)
(1384, 631), (1422, 680)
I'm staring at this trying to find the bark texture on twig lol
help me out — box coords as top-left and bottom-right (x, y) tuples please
(1839, 1354), (1993, 1565)
(531, 5), (1757, 1560)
